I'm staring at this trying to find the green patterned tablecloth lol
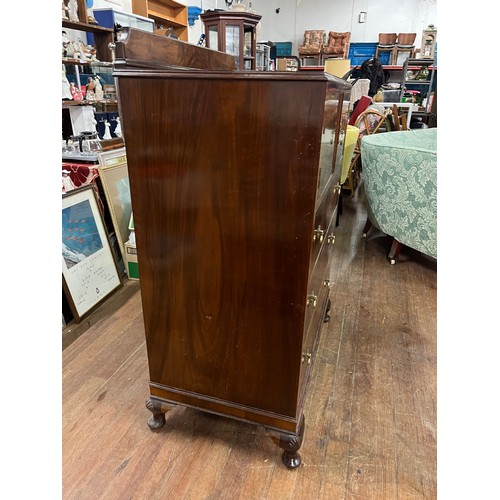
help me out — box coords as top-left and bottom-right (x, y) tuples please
(361, 128), (437, 259)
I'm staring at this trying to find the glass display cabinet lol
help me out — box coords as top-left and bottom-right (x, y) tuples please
(200, 10), (261, 70)
(256, 42), (270, 71)
(92, 8), (155, 33)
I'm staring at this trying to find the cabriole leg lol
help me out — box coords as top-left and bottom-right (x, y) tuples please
(266, 414), (305, 469)
(145, 397), (175, 430)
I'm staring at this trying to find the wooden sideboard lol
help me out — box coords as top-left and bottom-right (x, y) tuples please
(114, 29), (350, 468)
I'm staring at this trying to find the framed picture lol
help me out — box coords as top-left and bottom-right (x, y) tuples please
(62, 185), (122, 323)
(97, 147), (131, 263)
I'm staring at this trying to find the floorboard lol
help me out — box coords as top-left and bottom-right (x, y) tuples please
(62, 185), (437, 499)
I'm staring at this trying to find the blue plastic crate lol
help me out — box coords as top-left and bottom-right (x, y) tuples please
(275, 42), (292, 57)
(377, 51), (392, 65)
(348, 42), (378, 66)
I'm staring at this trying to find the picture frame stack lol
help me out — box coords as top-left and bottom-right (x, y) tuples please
(62, 184), (122, 323)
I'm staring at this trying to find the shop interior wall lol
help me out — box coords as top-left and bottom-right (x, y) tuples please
(252, 0), (437, 51)
(90, 0), (437, 55)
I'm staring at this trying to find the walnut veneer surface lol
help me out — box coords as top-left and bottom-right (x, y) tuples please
(114, 31), (351, 467)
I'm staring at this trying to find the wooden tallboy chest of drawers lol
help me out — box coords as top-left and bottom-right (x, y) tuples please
(114, 28), (351, 468)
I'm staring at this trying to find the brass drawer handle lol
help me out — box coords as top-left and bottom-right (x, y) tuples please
(307, 293), (317, 308)
(327, 234), (336, 245)
(323, 279), (332, 288)
(313, 225), (324, 242)
(302, 352), (312, 364)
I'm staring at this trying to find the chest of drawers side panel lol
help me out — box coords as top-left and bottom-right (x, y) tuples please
(117, 73), (327, 420)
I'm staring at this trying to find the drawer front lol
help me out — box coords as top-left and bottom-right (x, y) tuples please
(310, 181), (340, 270)
(302, 212), (338, 352)
(298, 281), (329, 397)
(297, 216), (338, 407)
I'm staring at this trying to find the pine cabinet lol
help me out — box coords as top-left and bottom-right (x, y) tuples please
(132, 0), (188, 41)
(114, 30), (350, 468)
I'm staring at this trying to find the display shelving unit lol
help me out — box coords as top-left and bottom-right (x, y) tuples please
(131, 0), (188, 41)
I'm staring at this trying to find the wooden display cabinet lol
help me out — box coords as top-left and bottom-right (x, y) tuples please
(62, 0), (114, 63)
(113, 30), (350, 468)
(200, 10), (261, 70)
(132, 0), (188, 41)
(62, 3), (121, 144)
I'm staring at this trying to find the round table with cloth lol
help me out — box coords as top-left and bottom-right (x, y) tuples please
(360, 127), (437, 260)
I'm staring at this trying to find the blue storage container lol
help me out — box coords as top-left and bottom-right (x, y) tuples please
(377, 50), (392, 65)
(268, 41), (293, 61)
(275, 42), (292, 57)
(348, 42), (378, 66)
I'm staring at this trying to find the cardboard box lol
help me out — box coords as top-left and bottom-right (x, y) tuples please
(124, 240), (139, 280)
(276, 58), (288, 71)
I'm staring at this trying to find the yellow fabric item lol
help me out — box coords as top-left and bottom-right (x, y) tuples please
(341, 125), (360, 184)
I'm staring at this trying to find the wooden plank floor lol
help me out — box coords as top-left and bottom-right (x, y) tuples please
(62, 186), (437, 499)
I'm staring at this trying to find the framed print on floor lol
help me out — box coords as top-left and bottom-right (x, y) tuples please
(62, 184), (122, 323)
(97, 147), (131, 263)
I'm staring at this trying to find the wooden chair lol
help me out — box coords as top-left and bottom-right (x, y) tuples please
(321, 31), (350, 64)
(390, 104), (409, 131)
(298, 29), (325, 66)
(393, 33), (417, 65)
(375, 33), (397, 64)
(344, 108), (388, 197)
